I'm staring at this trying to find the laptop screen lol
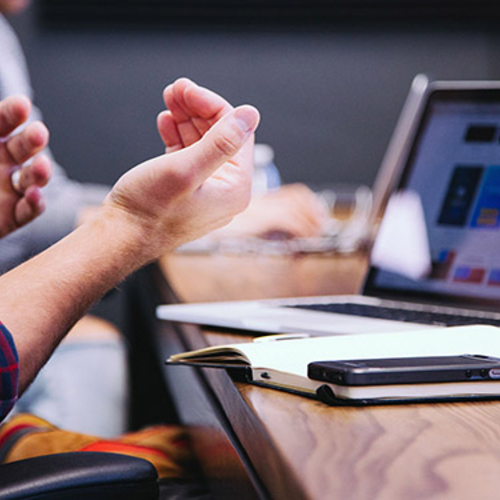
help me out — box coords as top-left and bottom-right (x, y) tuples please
(365, 86), (500, 309)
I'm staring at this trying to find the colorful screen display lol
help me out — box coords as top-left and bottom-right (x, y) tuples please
(370, 91), (500, 305)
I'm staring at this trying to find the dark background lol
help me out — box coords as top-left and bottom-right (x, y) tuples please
(7, 1), (500, 190)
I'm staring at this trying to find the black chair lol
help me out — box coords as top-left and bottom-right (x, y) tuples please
(0, 452), (159, 499)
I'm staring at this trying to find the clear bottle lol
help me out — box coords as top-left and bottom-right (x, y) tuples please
(252, 143), (281, 196)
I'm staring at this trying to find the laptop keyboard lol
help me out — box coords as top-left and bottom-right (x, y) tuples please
(289, 303), (500, 327)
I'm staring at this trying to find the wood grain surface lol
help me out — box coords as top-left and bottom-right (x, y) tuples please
(161, 252), (366, 302)
(159, 251), (500, 499)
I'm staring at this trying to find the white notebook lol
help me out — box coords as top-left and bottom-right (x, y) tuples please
(167, 325), (500, 404)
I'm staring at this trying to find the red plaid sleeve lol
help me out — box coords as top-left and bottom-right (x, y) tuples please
(0, 322), (18, 423)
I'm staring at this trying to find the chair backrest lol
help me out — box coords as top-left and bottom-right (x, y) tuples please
(0, 451), (159, 500)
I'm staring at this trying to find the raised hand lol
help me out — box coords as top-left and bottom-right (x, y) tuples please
(158, 78), (254, 206)
(104, 80), (260, 260)
(0, 95), (51, 238)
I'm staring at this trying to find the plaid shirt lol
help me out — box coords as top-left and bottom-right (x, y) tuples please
(0, 322), (18, 423)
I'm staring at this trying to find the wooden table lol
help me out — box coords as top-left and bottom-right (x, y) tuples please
(149, 251), (500, 500)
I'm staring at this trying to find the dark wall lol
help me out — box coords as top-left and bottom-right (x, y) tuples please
(7, 5), (500, 189)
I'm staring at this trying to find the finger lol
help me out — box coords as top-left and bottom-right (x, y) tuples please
(178, 79), (232, 140)
(157, 111), (183, 153)
(14, 154), (52, 193)
(169, 104), (260, 189)
(14, 185), (45, 227)
(163, 81), (199, 148)
(164, 78), (233, 147)
(163, 82), (189, 121)
(182, 80), (233, 123)
(157, 110), (218, 154)
(0, 95), (31, 138)
(6, 121), (49, 166)
(167, 78), (232, 120)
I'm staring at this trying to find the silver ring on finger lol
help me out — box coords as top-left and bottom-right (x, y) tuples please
(10, 168), (22, 194)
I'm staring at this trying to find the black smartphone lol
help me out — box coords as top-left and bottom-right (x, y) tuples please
(308, 355), (500, 386)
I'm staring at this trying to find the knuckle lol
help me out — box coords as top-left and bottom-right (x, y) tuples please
(1, 101), (19, 129)
(290, 183), (310, 199)
(213, 132), (240, 158)
(31, 121), (49, 143)
(0, 99), (25, 137)
(15, 137), (30, 162)
(2, 107), (16, 130)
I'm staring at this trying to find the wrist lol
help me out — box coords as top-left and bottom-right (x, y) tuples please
(89, 204), (155, 271)
(91, 200), (183, 272)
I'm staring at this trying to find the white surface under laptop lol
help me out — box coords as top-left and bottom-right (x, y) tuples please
(157, 78), (500, 336)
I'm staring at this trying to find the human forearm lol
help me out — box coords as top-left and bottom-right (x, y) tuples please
(0, 206), (151, 392)
(0, 88), (259, 393)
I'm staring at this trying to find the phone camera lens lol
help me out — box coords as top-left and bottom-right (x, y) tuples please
(465, 370), (472, 378)
(480, 369), (488, 378)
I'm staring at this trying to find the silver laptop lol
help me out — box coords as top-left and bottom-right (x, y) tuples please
(157, 76), (500, 336)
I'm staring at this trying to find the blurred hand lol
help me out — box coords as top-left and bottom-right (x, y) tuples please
(215, 183), (331, 239)
(0, 95), (51, 238)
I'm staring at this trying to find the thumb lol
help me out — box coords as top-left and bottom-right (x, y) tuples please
(176, 104), (260, 187)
